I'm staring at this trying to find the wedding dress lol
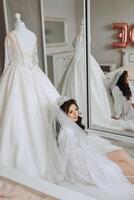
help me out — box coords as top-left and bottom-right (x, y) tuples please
(58, 24), (111, 127)
(58, 24), (87, 124)
(0, 30), (59, 177)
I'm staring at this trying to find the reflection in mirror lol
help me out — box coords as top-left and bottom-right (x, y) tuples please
(44, 0), (87, 125)
(90, 0), (134, 137)
(45, 17), (67, 47)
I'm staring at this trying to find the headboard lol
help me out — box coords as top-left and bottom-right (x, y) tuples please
(121, 49), (134, 79)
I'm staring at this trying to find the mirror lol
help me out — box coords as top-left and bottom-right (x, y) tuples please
(90, 0), (134, 137)
(44, 0), (88, 126)
(45, 17), (67, 47)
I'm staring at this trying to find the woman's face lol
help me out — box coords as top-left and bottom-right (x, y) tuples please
(67, 104), (79, 122)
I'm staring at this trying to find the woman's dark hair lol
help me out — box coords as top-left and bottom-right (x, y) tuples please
(116, 70), (132, 101)
(60, 99), (85, 130)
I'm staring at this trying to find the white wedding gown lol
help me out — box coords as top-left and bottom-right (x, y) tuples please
(58, 25), (111, 127)
(0, 31), (59, 177)
(58, 25), (87, 124)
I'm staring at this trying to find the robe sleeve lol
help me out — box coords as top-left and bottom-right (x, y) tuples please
(112, 86), (123, 118)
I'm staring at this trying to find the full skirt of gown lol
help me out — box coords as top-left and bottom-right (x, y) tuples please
(0, 66), (59, 177)
(58, 25), (111, 127)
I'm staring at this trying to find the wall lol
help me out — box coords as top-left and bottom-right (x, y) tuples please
(0, 1), (6, 75)
(75, 0), (84, 34)
(91, 0), (134, 67)
(43, 0), (78, 55)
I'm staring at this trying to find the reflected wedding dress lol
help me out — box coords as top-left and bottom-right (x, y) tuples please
(0, 29), (59, 177)
(58, 24), (87, 123)
(58, 24), (111, 127)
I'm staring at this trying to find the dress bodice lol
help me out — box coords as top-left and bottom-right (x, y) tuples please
(4, 31), (39, 71)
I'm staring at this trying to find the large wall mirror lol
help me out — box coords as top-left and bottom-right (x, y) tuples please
(90, 0), (134, 138)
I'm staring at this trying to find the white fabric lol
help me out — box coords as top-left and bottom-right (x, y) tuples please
(58, 25), (87, 124)
(0, 31), (60, 177)
(112, 86), (134, 120)
(46, 104), (134, 200)
(58, 25), (111, 127)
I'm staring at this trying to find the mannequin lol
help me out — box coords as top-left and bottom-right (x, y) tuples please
(0, 13), (60, 177)
(13, 13), (36, 53)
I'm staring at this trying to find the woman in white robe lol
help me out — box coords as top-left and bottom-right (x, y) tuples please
(111, 70), (134, 120)
(46, 98), (134, 200)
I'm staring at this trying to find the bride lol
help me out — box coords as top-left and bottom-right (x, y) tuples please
(46, 97), (134, 200)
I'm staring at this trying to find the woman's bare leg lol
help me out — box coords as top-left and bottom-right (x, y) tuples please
(107, 149), (134, 167)
(115, 161), (134, 184)
(107, 149), (134, 183)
